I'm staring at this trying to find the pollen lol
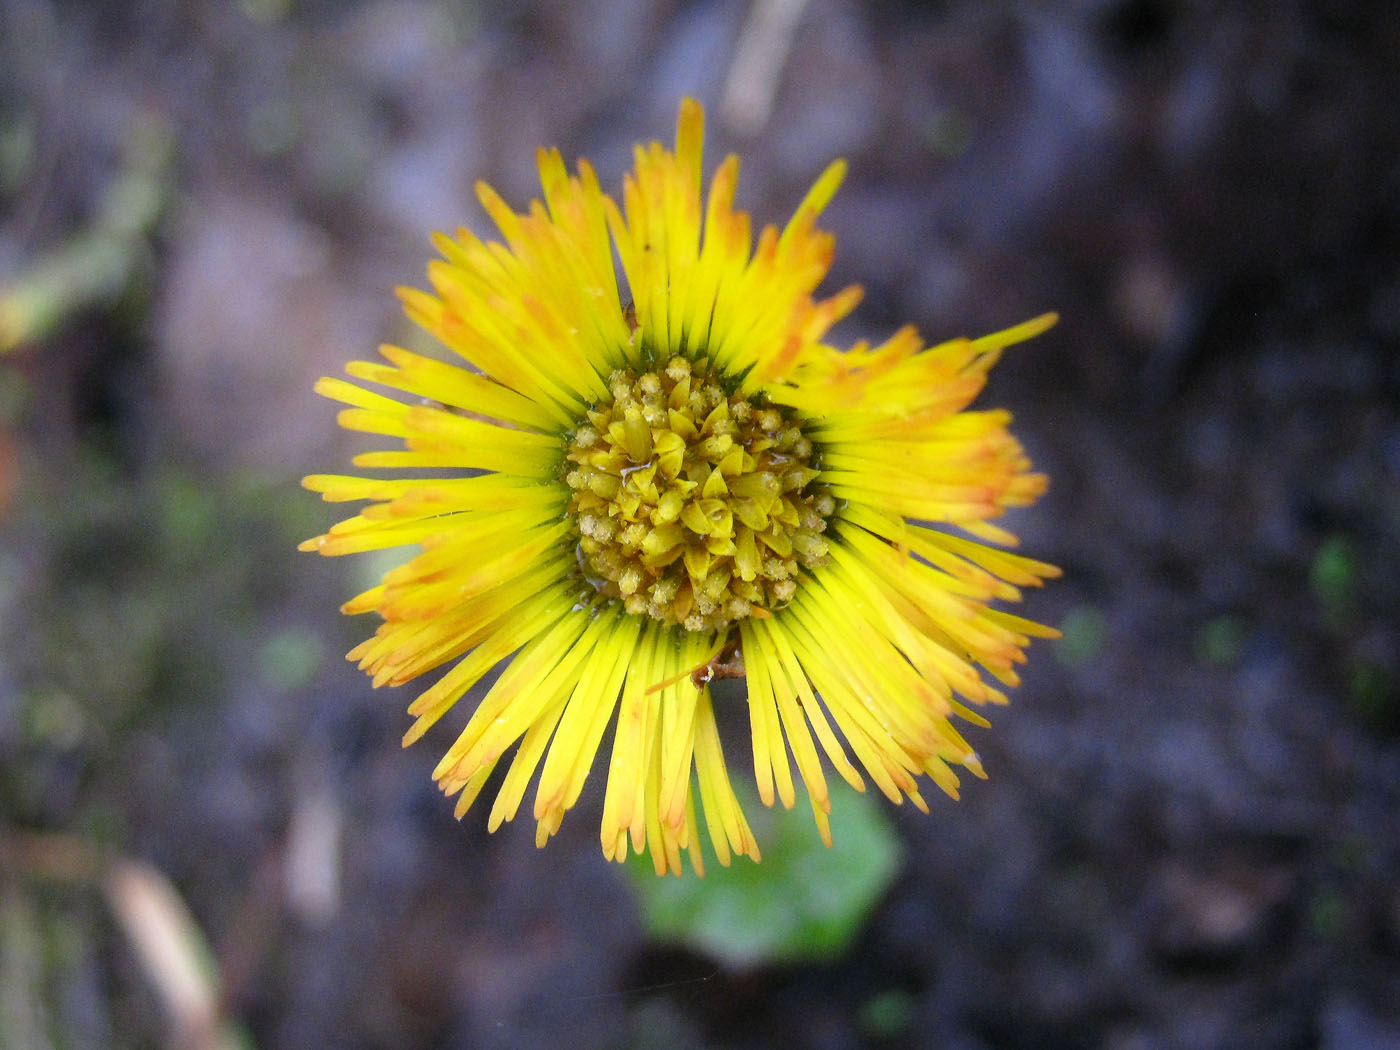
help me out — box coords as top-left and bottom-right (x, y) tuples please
(565, 354), (832, 632)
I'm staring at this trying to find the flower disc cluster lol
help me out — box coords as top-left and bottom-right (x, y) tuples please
(304, 99), (1060, 875)
(566, 354), (831, 633)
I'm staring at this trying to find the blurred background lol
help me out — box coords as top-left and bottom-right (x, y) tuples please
(2, 0), (1398, 1048)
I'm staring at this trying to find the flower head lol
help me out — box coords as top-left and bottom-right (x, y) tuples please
(304, 99), (1060, 875)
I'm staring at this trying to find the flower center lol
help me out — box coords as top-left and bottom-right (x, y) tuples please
(564, 355), (832, 632)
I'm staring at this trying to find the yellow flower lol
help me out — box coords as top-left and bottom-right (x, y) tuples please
(303, 99), (1060, 876)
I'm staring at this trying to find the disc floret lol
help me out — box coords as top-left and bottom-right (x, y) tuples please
(565, 355), (832, 632)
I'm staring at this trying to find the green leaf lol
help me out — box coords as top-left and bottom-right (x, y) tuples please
(1053, 604), (1105, 668)
(628, 778), (904, 968)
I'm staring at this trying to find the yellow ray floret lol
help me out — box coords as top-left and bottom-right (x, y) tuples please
(303, 97), (1059, 875)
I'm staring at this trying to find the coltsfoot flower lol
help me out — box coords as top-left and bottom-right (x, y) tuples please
(304, 99), (1060, 875)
